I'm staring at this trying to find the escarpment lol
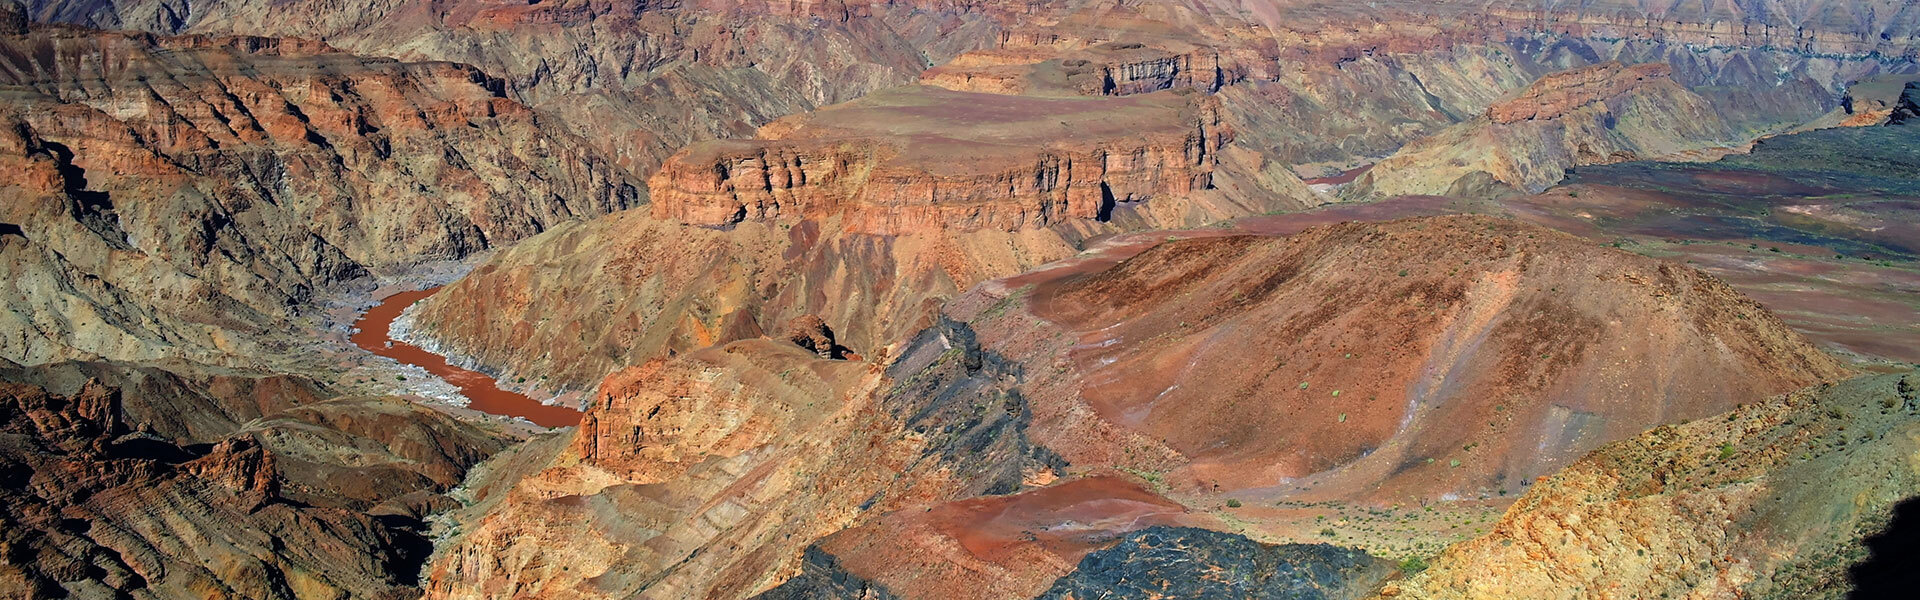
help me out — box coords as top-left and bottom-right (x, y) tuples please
(0, 24), (641, 366)
(647, 86), (1241, 234)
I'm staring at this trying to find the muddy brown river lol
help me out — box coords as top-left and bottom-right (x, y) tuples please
(350, 287), (582, 427)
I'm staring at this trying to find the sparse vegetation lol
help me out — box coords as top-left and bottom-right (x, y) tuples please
(1399, 556), (1430, 574)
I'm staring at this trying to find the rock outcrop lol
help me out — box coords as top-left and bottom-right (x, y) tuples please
(0, 362), (512, 599)
(1378, 371), (1920, 599)
(1040, 527), (1394, 600)
(647, 86), (1277, 234)
(0, 23), (641, 366)
(423, 335), (1055, 599)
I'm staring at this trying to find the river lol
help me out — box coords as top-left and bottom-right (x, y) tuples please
(349, 287), (582, 428)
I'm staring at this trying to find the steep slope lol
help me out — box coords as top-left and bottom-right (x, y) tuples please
(0, 23), (641, 366)
(0, 361), (512, 599)
(1378, 371), (1920, 599)
(400, 210), (1082, 394)
(1346, 62), (1745, 198)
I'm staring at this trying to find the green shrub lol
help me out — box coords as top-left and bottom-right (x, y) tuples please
(1399, 556), (1430, 574)
(1226, 499), (1242, 508)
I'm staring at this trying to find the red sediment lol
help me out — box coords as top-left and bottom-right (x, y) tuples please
(350, 288), (581, 427)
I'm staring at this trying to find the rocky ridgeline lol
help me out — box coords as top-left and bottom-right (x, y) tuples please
(414, 215), (1856, 599)
(1486, 62), (1677, 124)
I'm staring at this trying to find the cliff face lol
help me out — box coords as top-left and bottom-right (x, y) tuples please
(1378, 371), (1920, 599)
(0, 361), (512, 599)
(1347, 62), (1745, 198)
(647, 86), (1247, 235)
(0, 25), (641, 366)
(26, 0), (1001, 175)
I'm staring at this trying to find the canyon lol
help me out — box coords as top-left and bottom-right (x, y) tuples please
(1, 0), (1918, 598)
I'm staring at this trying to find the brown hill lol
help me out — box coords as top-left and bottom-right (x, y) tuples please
(948, 215), (1850, 502)
(417, 215), (1851, 600)
(400, 210), (1084, 395)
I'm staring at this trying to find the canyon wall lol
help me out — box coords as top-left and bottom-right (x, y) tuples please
(0, 24), (640, 366)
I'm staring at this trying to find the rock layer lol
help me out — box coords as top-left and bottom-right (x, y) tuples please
(0, 24), (641, 366)
(647, 86), (1265, 234)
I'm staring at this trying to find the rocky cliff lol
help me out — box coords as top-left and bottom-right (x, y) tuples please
(0, 23), (641, 366)
(1378, 371), (1920, 599)
(922, 42), (1231, 97)
(646, 85), (1269, 234)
